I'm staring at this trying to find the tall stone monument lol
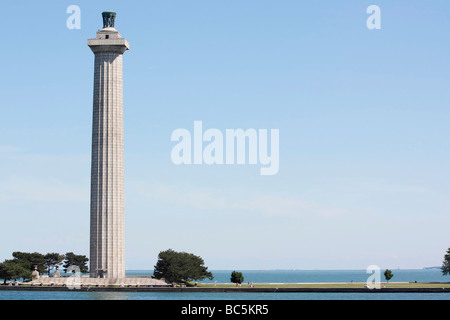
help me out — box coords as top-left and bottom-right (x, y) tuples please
(88, 11), (130, 279)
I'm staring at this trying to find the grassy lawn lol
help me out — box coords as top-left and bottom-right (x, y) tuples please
(195, 282), (450, 289)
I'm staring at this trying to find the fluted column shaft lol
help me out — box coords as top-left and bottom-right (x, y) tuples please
(88, 29), (129, 279)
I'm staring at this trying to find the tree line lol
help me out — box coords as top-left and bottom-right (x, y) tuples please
(0, 252), (88, 284)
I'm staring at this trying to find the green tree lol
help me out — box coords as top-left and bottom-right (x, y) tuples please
(44, 253), (65, 276)
(384, 269), (394, 283)
(442, 248), (450, 276)
(230, 271), (244, 284)
(153, 249), (214, 285)
(63, 252), (89, 274)
(0, 260), (32, 284)
(12, 252), (46, 274)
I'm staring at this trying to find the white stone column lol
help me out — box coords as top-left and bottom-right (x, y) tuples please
(88, 26), (130, 279)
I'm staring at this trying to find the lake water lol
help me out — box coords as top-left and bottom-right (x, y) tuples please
(128, 268), (448, 284)
(1, 269), (449, 300)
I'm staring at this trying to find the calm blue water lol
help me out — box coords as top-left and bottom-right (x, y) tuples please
(1, 291), (449, 300)
(1, 269), (449, 300)
(175, 269), (448, 284)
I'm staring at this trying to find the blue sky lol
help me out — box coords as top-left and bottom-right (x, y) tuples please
(1, 0), (450, 270)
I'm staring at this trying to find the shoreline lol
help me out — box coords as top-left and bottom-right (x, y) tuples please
(1, 283), (450, 294)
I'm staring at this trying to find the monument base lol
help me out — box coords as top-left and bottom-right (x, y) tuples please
(30, 277), (168, 287)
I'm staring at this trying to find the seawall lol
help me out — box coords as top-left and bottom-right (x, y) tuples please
(1, 286), (449, 293)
